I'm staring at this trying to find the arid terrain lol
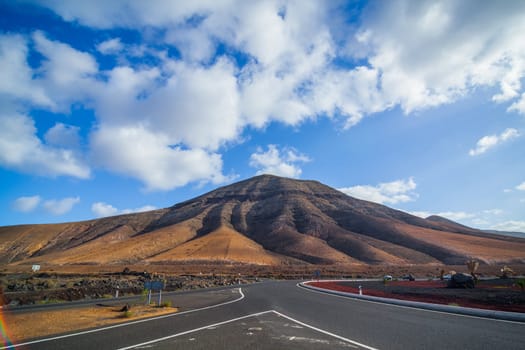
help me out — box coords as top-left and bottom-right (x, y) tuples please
(1, 175), (524, 271)
(1, 174), (525, 309)
(3, 302), (177, 343)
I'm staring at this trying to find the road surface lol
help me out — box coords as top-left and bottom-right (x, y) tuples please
(3, 280), (524, 349)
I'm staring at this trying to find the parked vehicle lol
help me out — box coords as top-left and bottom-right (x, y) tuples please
(401, 274), (415, 281)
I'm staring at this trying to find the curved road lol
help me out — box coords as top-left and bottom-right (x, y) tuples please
(4, 281), (524, 350)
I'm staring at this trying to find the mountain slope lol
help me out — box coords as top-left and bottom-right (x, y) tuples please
(2, 175), (525, 266)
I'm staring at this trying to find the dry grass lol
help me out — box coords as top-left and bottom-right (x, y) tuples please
(1, 303), (177, 343)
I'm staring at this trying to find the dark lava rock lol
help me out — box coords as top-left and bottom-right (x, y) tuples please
(448, 273), (475, 288)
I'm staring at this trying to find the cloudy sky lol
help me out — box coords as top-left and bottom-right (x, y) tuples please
(1, 0), (524, 232)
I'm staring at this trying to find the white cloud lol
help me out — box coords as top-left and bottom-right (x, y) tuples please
(96, 38), (123, 55)
(409, 210), (475, 221)
(249, 145), (310, 178)
(0, 33), (93, 180)
(34, 1), (525, 121)
(142, 59), (241, 150)
(4, 1), (525, 192)
(491, 221), (525, 233)
(31, 31), (99, 111)
(121, 205), (157, 214)
(483, 209), (503, 216)
(33, 31), (97, 87)
(42, 197), (80, 215)
(469, 128), (520, 156)
(91, 201), (157, 218)
(0, 34), (52, 107)
(44, 123), (81, 149)
(91, 202), (119, 218)
(516, 182), (525, 191)
(355, 1), (525, 114)
(0, 108), (90, 178)
(13, 196), (42, 213)
(408, 208), (525, 232)
(90, 124), (230, 191)
(339, 177), (417, 205)
(508, 92), (525, 114)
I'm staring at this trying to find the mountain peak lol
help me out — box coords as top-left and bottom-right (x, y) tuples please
(2, 175), (525, 267)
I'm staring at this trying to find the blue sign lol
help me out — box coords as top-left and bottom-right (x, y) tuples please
(144, 281), (164, 290)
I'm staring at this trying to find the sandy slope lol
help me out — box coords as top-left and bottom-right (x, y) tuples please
(147, 226), (289, 265)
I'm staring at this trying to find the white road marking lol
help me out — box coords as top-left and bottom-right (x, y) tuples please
(298, 282), (525, 325)
(116, 309), (378, 350)
(115, 310), (275, 350)
(271, 310), (378, 350)
(0, 288), (245, 350)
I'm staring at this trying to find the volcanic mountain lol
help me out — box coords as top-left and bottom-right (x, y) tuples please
(1, 175), (524, 267)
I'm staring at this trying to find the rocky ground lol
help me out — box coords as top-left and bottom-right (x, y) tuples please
(0, 270), (251, 306)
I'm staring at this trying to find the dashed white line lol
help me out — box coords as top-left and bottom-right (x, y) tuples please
(0, 288), (245, 350)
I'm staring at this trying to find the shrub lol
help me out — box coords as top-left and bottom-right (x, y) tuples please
(120, 311), (133, 318)
(516, 279), (525, 292)
(159, 300), (172, 308)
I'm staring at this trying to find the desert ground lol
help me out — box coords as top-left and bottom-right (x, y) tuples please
(1, 262), (524, 344)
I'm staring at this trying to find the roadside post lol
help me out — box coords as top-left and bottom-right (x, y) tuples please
(359, 285), (362, 295)
(115, 285), (119, 298)
(144, 282), (152, 305)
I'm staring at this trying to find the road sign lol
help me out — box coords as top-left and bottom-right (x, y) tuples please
(144, 281), (164, 290)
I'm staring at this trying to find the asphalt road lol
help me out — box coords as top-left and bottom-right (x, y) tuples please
(4, 281), (524, 350)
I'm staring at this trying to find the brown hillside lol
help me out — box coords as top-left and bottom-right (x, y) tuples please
(1, 175), (524, 267)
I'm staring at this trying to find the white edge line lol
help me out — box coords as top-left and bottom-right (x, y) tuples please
(271, 310), (379, 350)
(0, 288), (245, 350)
(115, 310), (275, 350)
(298, 282), (525, 325)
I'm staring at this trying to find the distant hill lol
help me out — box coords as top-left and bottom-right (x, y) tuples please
(1, 175), (525, 266)
(482, 230), (525, 239)
(426, 215), (525, 239)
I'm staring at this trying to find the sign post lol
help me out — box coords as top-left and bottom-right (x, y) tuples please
(144, 280), (164, 305)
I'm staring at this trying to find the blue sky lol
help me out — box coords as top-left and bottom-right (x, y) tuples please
(1, 0), (524, 232)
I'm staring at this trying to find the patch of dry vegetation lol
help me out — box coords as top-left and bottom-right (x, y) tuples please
(2, 303), (177, 343)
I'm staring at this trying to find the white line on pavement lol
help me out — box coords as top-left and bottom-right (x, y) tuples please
(0, 288), (245, 350)
(116, 309), (378, 350)
(115, 310), (276, 350)
(271, 310), (379, 350)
